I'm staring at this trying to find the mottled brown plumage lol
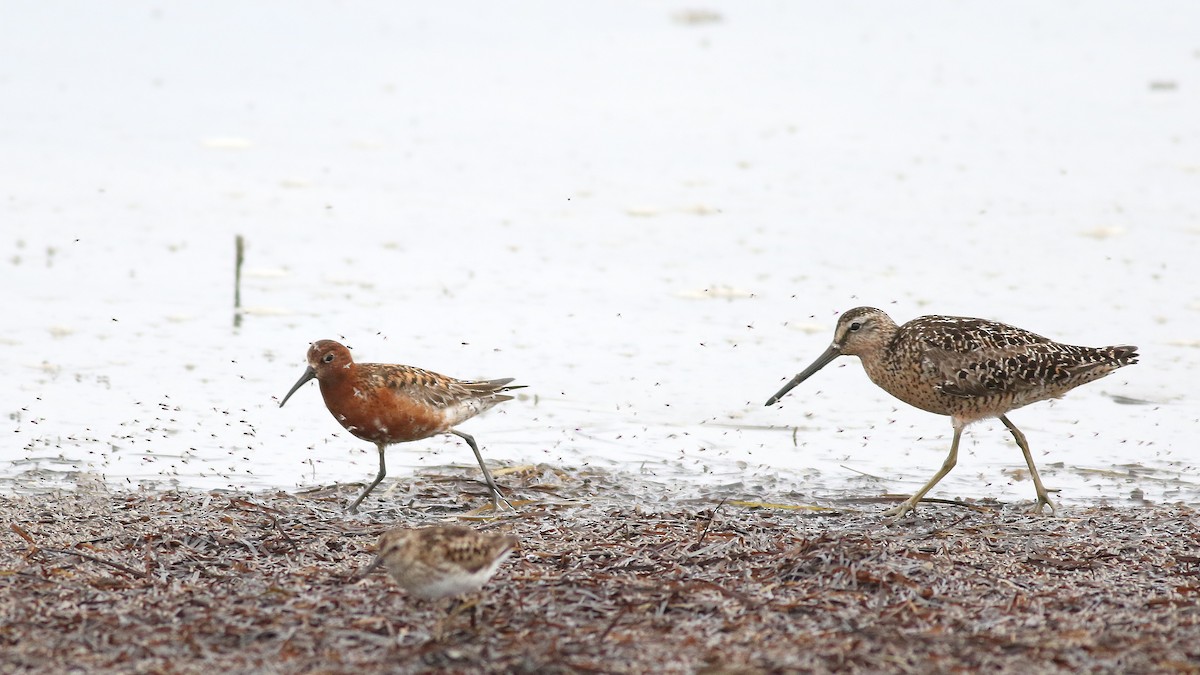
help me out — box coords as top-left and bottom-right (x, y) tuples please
(766, 307), (1138, 519)
(359, 526), (519, 600)
(279, 340), (523, 513)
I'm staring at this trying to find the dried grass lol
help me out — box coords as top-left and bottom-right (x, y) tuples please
(2, 467), (1198, 673)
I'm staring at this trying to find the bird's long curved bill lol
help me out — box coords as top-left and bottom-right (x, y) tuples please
(765, 344), (841, 406)
(279, 366), (316, 408)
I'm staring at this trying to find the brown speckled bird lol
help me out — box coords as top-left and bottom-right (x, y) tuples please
(358, 525), (519, 600)
(766, 307), (1138, 519)
(279, 340), (523, 513)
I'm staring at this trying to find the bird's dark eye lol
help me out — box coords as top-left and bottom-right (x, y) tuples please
(849, 322), (862, 332)
(322, 353), (335, 363)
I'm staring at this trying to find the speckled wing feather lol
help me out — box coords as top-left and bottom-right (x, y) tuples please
(905, 317), (1138, 399)
(364, 365), (520, 409)
(428, 527), (519, 573)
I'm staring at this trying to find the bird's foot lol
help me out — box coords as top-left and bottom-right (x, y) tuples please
(883, 498), (920, 522)
(1030, 495), (1057, 516)
(490, 491), (515, 512)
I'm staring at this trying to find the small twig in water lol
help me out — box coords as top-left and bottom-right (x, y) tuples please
(840, 464), (882, 479)
(233, 234), (245, 328)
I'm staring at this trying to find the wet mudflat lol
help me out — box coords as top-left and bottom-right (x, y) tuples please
(2, 468), (1198, 674)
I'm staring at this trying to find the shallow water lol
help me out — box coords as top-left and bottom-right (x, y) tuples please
(3, 2), (1198, 509)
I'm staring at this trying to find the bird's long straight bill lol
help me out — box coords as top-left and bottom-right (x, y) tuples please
(279, 366), (316, 408)
(353, 554), (384, 582)
(765, 344), (842, 406)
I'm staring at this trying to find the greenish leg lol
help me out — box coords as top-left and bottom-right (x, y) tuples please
(885, 421), (964, 522)
(1000, 414), (1056, 515)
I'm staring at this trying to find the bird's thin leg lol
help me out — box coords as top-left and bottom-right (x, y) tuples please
(428, 597), (478, 641)
(432, 599), (451, 642)
(347, 443), (388, 514)
(451, 430), (511, 509)
(1000, 414), (1056, 515)
(885, 421), (964, 521)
